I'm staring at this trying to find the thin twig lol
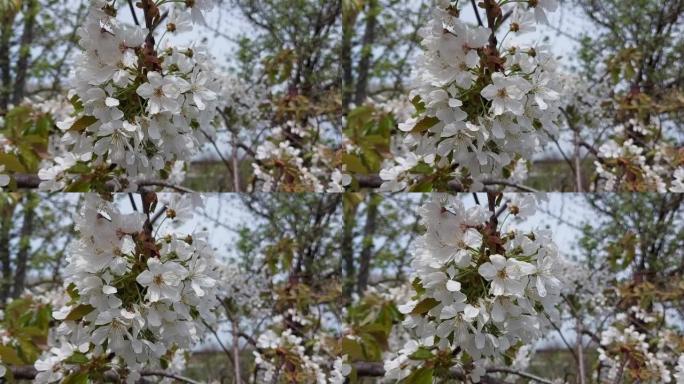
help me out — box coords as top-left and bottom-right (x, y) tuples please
(9, 366), (200, 384)
(140, 370), (202, 384)
(128, 193), (138, 211)
(136, 181), (194, 193)
(544, 313), (580, 364)
(149, 206), (167, 226)
(202, 319), (233, 359)
(486, 368), (555, 384)
(127, 0), (140, 26)
(482, 179), (538, 192)
(471, 0), (484, 26)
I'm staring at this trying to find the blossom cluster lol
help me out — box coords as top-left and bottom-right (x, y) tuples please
(594, 123), (684, 192)
(384, 194), (564, 382)
(245, 265), (352, 384)
(252, 308), (351, 384)
(33, 194), (220, 383)
(379, 0), (562, 191)
(597, 305), (684, 383)
(38, 0), (219, 191)
(252, 122), (347, 192)
(218, 263), (269, 313)
(254, 326), (350, 384)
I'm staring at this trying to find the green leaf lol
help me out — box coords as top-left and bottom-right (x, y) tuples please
(360, 145), (382, 172)
(342, 154), (369, 174)
(0, 153), (27, 173)
(408, 162), (433, 175)
(403, 367), (433, 384)
(67, 163), (92, 174)
(69, 116), (98, 132)
(410, 96), (426, 115)
(64, 178), (91, 192)
(411, 298), (439, 315)
(18, 326), (44, 337)
(69, 95), (84, 112)
(65, 352), (89, 364)
(412, 116), (439, 133)
(409, 178), (433, 192)
(341, 337), (364, 360)
(409, 347), (434, 360)
(412, 278), (425, 295)
(377, 115), (394, 136)
(62, 371), (89, 384)
(66, 283), (80, 301)
(34, 115), (53, 136)
(65, 304), (94, 321)
(0, 345), (24, 365)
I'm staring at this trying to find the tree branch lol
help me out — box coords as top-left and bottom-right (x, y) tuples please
(481, 179), (538, 192)
(486, 368), (555, 384)
(352, 361), (553, 384)
(127, 0), (140, 26)
(471, 0), (484, 27)
(9, 366), (200, 384)
(10, 174), (193, 193)
(133, 181), (195, 193)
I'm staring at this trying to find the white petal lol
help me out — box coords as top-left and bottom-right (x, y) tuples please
(446, 280), (461, 292)
(102, 285), (117, 294)
(105, 97), (120, 107)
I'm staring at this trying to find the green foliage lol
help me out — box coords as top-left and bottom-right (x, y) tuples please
(264, 49), (295, 85)
(580, 194), (683, 280)
(342, 294), (403, 383)
(0, 105), (52, 180)
(62, 371), (89, 384)
(65, 304), (95, 321)
(0, 297), (52, 366)
(402, 366), (433, 384)
(342, 105), (394, 184)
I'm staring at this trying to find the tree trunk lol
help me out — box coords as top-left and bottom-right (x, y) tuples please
(357, 194), (380, 296)
(12, 0), (38, 105)
(12, 193), (37, 298)
(353, 0), (378, 105)
(341, 202), (358, 300)
(0, 9), (16, 112)
(231, 319), (242, 384)
(0, 202), (16, 305)
(341, 5), (355, 111)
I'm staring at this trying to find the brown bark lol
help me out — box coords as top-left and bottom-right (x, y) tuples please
(12, 193), (37, 298)
(0, 8), (16, 112)
(356, 194), (379, 296)
(0, 201), (16, 304)
(353, 0), (378, 105)
(353, 361), (511, 384)
(341, 9), (354, 111)
(341, 201), (357, 300)
(11, 0), (38, 105)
